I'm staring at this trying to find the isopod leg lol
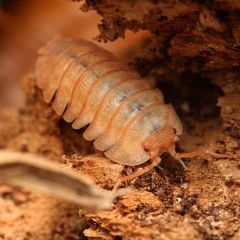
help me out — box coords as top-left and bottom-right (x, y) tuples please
(143, 125), (231, 170)
(112, 156), (161, 192)
(169, 148), (230, 162)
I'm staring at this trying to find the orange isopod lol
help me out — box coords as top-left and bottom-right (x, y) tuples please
(36, 37), (225, 190)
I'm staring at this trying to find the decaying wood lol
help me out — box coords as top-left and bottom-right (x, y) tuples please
(0, 150), (113, 210)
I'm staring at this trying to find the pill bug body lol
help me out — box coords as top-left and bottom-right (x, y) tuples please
(36, 37), (183, 167)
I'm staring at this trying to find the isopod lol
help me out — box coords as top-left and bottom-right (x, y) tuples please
(36, 36), (226, 190)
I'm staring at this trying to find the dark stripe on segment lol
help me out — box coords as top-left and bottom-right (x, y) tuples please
(37, 45), (73, 90)
(78, 68), (132, 118)
(106, 88), (154, 131)
(65, 59), (121, 122)
(90, 78), (141, 124)
(113, 102), (164, 144)
(55, 50), (96, 103)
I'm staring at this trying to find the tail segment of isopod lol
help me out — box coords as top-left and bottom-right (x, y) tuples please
(36, 36), (73, 89)
(36, 38), (95, 99)
(37, 37), (113, 100)
(36, 46), (70, 91)
(51, 51), (120, 116)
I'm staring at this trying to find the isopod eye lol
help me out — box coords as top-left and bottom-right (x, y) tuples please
(143, 146), (148, 151)
(142, 143), (150, 151)
(173, 128), (177, 134)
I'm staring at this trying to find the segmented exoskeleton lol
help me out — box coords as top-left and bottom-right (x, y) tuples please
(36, 37), (224, 190)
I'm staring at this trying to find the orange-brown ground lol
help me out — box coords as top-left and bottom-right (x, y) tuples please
(0, 68), (238, 240)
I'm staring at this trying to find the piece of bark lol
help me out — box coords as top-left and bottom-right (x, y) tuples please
(0, 150), (113, 211)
